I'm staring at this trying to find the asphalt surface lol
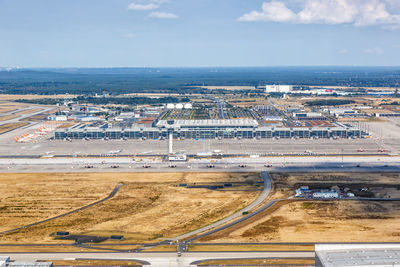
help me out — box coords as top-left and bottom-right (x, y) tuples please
(0, 157), (399, 173)
(0, 251), (316, 267)
(0, 136), (390, 157)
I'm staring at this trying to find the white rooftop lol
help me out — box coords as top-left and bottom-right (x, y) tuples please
(316, 244), (400, 267)
(156, 119), (259, 128)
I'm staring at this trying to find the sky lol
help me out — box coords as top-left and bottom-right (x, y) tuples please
(0, 0), (400, 67)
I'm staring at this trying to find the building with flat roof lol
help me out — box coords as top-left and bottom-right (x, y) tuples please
(55, 119), (366, 140)
(265, 85), (293, 93)
(315, 243), (400, 267)
(156, 119), (259, 129)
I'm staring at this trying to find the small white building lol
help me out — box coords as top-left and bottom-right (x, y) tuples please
(329, 108), (357, 117)
(47, 115), (67, 121)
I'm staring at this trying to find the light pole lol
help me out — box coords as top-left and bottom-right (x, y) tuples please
(341, 148), (344, 167)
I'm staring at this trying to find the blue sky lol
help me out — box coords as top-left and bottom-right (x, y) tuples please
(0, 0), (399, 67)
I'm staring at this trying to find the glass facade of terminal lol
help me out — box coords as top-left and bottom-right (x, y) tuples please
(55, 127), (364, 140)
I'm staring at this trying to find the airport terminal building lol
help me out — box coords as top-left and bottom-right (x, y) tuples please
(54, 119), (367, 140)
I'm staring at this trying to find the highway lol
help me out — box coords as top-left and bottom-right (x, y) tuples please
(0, 251), (315, 267)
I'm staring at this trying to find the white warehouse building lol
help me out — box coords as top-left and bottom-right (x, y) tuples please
(265, 85), (293, 93)
(312, 191), (339, 199)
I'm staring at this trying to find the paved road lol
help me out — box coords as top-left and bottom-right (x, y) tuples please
(0, 183), (124, 236)
(0, 251), (315, 267)
(172, 172), (271, 247)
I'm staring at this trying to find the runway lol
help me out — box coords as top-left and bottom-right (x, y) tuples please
(0, 155), (399, 173)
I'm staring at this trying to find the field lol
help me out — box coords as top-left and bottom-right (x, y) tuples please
(0, 122), (28, 134)
(198, 258), (315, 266)
(13, 108), (42, 115)
(0, 172), (261, 244)
(0, 94), (79, 101)
(0, 115), (19, 121)
(0, 102), (29, 114)
(188, 244), (314, 252)
(49, 260), (142, 266)
(197, 172), (400, 243)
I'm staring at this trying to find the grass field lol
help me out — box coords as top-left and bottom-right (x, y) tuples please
(14, 108), (42, 115)
(0, 122), (28, 134)
(0, 172), (260, 244)
(188, 244), (314, 252)
(199, 172), (400, 243)
(198, 258), (315, 266)
(0, 115), (19, 121)
(0, 94), (78, 101)
(49, 260), (142, 266)
(0, 246), (107, 253)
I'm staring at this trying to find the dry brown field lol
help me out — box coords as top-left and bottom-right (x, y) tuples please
(188, 244), (314, 252)
(198, 172), (400, 243)
(0, 172), (260, 244)
(0, 122), (28, 134)
(0, 246), (108, 253)
(204, 200), (400, 243)
(0, 115), (19, 121)
(0, 102), (30, 113)
(0, 94), (78, 101)
(198, 258), (315, 266)
(13, 108), (42, 115)
(49, 260), (142, 266)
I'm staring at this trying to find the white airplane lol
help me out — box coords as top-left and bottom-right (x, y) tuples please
(108, 149), (122, 154)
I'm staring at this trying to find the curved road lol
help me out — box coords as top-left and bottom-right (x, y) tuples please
(0, 183), (124, 236)
(172, 171), (271, 242)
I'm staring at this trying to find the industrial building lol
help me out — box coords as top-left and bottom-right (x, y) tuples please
(265, 85), (293, 93)
(54, 118), (367, 140)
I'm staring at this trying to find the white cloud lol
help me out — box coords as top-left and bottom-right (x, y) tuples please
(128, 3), (159, 11)
(238, 1), (296, 22)
(238, 0), (400, 28)
(148, 11), (178, 19)
(337, 48), (348, 54)
(364, 47), (383, 54)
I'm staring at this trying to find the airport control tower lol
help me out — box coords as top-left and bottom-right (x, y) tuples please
(166, 120), (187, 161)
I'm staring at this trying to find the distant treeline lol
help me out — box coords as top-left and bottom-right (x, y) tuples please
(305, 99), (356, 106)
(1, 67), (400, 95)
(15, 96), (190, 106)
